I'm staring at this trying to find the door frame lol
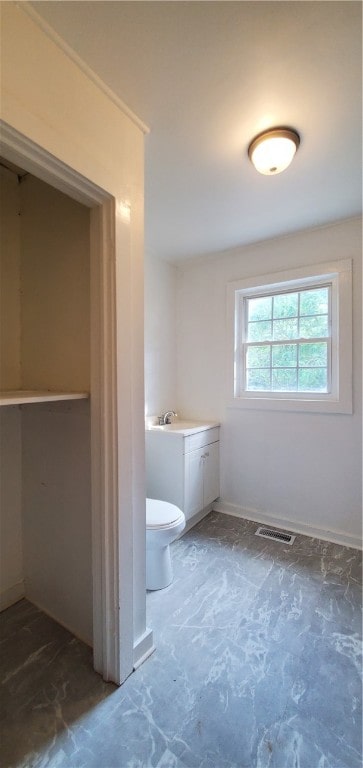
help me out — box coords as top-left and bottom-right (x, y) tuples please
(0, 120), (133, 684)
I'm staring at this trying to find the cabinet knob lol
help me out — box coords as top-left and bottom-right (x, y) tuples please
(205, 451), (209, 457)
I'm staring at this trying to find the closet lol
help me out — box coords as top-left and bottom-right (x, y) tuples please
(0, 162), (93, 645)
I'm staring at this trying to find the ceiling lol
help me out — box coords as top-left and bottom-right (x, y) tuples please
(31, 1), (362, 263)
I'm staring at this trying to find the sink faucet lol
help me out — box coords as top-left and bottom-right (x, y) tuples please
(158, 410), (177, 425)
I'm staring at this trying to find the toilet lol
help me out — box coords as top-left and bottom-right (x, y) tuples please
(146, 498), (186, 590)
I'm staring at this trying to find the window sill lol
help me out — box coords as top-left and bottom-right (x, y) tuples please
(227, 394), (352, 414)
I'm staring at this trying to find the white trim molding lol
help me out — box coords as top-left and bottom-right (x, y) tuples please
(0, 121), (155, 684)
(0, 120), (108, 208)
(213, 499), (362, 551)
(227, 259), (353, 414)
(18, 3), (150, 136)
(133, 631), (156, 670)
(90, 197), (129, 682)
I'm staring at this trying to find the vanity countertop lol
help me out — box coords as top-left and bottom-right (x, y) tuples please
(146, 420), (220, 437)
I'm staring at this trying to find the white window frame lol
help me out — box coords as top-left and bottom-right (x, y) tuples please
(227, 259), (352, 414)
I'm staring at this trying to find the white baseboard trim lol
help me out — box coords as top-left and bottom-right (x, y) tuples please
(213, 500), (362, 551)
(0, 581), (25, 612)
(25, 596), (93, 647)
(182, 503), (214, 536)
(133, 628), (155, 670)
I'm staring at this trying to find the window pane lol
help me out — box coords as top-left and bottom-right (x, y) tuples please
(300, 287), (329, 316)
(299, 342), (327, 367)
(248, 296), (272, 321)
(273, 318), (298, 340)
(299, 315), (328, 338)
(240, 280), (333, 398)
(298, 368), (327, 392)
(273, 292), (298, 319)
(272, 344), (297, 367)
(247, 368), (271, 390)
(248, 320), (272, 342)
(272, 368), (297, 391)
(247, 345), (270, 368)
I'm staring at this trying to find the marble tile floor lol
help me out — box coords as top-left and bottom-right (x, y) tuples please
(0, 512), (362, 768)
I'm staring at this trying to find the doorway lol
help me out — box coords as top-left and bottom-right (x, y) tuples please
(0, 122), (141, 684)
(0, 162), (93, 645)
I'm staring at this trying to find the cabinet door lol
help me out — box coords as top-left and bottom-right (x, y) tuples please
(184, 447), (204, 520)
(203, 441), (220, 507)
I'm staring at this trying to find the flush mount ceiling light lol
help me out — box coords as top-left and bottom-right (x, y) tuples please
(248, 127), (300, 176)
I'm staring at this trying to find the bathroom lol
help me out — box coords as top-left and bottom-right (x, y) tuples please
(139, 222), (362, 765)
(0, 0), (360, 667)
(144, 222), (362, 574)
(1, 0), (361, 762)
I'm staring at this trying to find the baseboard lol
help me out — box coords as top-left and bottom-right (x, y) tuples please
(213, 499), (362, 551)
(182, 503), (214, 536)
(133, 628), (155, 670)
(25, 596), (93, 647)
(0, 581), (25, 612)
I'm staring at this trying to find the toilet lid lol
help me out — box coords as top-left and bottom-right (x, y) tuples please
(146, 498), (184, 528)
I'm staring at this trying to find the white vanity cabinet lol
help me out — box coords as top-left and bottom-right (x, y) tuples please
(146, 423), (220, 525)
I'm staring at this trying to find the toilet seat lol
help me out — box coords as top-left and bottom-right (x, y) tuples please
(146, 498), (184, 530)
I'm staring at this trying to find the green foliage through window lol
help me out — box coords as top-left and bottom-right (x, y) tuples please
(244, 285), (330, 393)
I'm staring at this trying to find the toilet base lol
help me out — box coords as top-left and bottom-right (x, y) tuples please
(146, 544), (173, 591)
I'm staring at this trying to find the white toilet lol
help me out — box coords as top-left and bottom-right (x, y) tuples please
(146, 498), (185, 590)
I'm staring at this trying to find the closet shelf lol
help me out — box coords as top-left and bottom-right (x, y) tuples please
(0, 390), (89, 406)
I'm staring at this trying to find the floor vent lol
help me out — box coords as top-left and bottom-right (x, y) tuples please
(255, 526), (296, 545)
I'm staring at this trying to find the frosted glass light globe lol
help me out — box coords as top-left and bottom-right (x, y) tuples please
(248, 128), (300, 175)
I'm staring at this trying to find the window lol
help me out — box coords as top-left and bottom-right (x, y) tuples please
(244, 283), (330, 393)
(228, 260), (352, 413)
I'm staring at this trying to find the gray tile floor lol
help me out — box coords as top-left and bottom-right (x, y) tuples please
(1, 512), (362, 767)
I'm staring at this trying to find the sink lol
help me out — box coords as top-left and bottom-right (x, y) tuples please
(151, 421), (201, 431)
(148, 420), (219, 436)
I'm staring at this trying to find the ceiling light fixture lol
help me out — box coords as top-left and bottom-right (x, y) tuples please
(248, 127), (300, 176)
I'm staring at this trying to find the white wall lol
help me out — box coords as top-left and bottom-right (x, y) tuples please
(1, 2), (152, 678)
(0, 408), (23, 609)
(0, 167), (21, 390)
(0, 170), (93, 643)
(0, 167), (23, 609)
(144, 252), (178, 420)
(176, 218), (362, 547)
(22, 400), (92, 645)
(20, 175), (90, 392)
(20, 177), (92, 644)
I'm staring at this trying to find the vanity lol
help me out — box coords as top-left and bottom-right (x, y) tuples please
(146, 420), (220, 530)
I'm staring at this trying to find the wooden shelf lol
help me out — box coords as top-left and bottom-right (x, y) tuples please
(0, 391), (89, 407)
